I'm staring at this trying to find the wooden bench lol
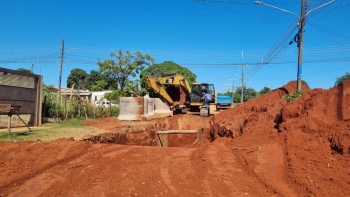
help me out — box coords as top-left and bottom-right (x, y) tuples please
(0, 104), (32, 134)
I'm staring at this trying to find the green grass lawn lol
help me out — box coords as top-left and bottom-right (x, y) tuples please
(0, 119), (107, 142)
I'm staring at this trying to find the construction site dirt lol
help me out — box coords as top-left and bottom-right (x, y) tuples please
(0, 80), (349, 197)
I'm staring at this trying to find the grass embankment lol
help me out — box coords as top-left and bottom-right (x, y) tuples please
(0, 119), (106, 142)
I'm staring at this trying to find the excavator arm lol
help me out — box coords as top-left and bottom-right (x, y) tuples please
(146, 74), (191, 110)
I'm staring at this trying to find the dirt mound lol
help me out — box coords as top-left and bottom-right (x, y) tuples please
(211, 80), (350, 196)
(211, 81), (309, 140)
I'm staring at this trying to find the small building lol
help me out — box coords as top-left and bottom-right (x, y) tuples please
(91, 91), (116, 107)
(59, 88), (91, 101)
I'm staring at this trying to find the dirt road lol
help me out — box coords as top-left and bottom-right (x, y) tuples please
(0, 138), (294, 197)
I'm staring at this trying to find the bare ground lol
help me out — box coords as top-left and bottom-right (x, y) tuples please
(0, 80), (349, 197)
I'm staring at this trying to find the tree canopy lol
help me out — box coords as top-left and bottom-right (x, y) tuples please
(87, 70), (114, 91)
(66, 68), (89, 89)
(139, 61), (197, 88)
(16, 68), (32, 74)
(259, 87), (271, 95)
(335, 72), (350, 86)
(98, 50), (154, 91)
(236, 85), (257, 102)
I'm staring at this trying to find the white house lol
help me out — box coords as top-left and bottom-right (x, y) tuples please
(91, 91), (114, 107)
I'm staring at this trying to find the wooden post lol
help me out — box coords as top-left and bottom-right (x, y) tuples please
(156, 133), (169, 147)
(197, 128), (204, 147)
(42, 95), (47, 121)
(7, 113), (11, 134)
(65, 84), (74, 121)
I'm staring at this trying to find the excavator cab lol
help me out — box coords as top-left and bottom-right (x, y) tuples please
(189, 83), (215, 111)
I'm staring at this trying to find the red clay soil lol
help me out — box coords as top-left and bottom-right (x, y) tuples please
(1, 80), (349, 196)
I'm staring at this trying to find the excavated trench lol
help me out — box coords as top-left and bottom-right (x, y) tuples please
(84, 109), (278, 148)
(86, 115), (215, 147)
(85, 80), (350, 155)
(84, 83), (297, 147)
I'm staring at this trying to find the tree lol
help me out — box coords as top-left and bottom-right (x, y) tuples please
(104, 89), (126, 102)
(259, 87), (271, 96)
(87, 70), (113, 91)
(98, 50), (154, 91)
(244, 87), (257, 101)
(233, 93), (241, 103)
(335, 72), (350, 86)
(67, 68), (89, 89)
(236, 85), (257, 102)
(139, 61), (197, 88)
(124, 79), (148, 97)
(16, 68), (32, 74)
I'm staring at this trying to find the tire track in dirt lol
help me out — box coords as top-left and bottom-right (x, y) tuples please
(235, 152), (280, 196)
(7, 173), (63, 197)
(160, 148), (195, 196)
(86, 145), (135, 196)
(253, 143), (297, 196)
(160, 157), (177, 195)
(233, 143), (296, 197)
(203, 144), (239, 195)
(0, 142), (91, 195)
(203, 143), (270, 196)
(87, 166), (111, 196)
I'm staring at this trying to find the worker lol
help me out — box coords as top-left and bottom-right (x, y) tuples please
(201, 90), (214, 109)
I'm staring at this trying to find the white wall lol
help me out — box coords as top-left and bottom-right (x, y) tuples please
(91, 91), (112, 104)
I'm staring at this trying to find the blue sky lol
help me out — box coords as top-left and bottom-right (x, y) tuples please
(1, 0), (349, 93)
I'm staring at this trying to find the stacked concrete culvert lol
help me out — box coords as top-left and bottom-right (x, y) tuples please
(117, 97), (145, 120)
(143, 95), (155, 118)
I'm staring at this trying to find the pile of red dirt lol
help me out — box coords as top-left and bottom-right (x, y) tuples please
(211, 80), (350, 196)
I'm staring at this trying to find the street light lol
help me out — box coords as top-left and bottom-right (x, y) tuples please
(254, 1), (299, 18)
(254, 0), (336, 92)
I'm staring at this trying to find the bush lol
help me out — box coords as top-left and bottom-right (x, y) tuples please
(42, 88), (120, 120)
(283, 91), (302, 102)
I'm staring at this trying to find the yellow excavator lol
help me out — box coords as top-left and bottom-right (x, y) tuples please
(146, 74), (215, 114)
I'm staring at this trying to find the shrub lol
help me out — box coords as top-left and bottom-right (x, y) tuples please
(283, 91), (302, 102)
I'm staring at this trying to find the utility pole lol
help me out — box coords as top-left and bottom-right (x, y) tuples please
(236, 64), (249, 103)
(255, 0), (336, 92)
(57, 39), (64, 101)
(241, 65), (244, 103)
(225, 84), (230, 93)
(38, 57), (41, 76)
(297, 0), (305, 92)
(31, 64), (34, 73)
(229, 79), (236, 97)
